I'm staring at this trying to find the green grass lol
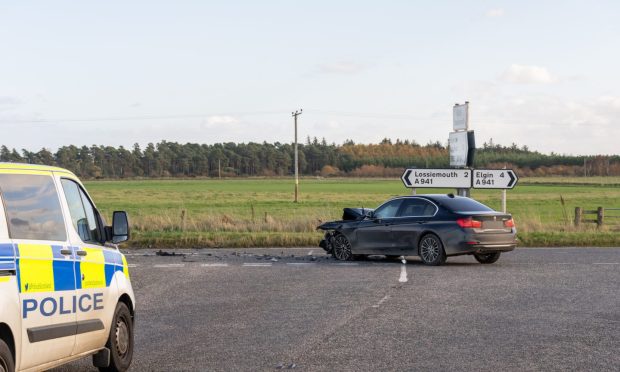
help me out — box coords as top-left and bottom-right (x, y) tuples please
(83, 177), (620, 248)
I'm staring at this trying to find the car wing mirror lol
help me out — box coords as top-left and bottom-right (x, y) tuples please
(110, 211), (130, 244)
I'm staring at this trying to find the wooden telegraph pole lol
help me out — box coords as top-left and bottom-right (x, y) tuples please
(292, 109), (302, 203)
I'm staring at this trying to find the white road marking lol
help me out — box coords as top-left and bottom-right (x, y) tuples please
(153, 264), (186, 268)
(372, 295), (390, 308)
(243, 263), (272, 267)
(287, 262), (315, 266)
(398, 256), (408, 283)
(127, 264), (139, 268)
(201, 263), (229, 267)
(334, 262), (359, 266)
(593, 263), (619, 265)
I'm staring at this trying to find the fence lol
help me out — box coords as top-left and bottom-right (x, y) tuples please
(574, 207), (620, 227)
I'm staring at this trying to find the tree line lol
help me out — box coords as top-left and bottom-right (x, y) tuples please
(1, 138), (619, 179)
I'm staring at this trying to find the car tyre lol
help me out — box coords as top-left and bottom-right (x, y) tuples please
(474, 252), (501, 264)
(0, 338), (14, 372)
(332, 233), (354, 261)
(418, 234), (446, 266)
(100, 302), (134, 372)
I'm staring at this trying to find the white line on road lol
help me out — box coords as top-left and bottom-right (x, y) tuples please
(243, 263), (273, 267)
(287, 263), (316, 266)
(153, 264), (186, 268)
(127, 264), (139, 268)
(201, 263), (229, 267)
(372, 295), (390, 308)
(592, 263), (619, 265)
(334, 263), (359, 266)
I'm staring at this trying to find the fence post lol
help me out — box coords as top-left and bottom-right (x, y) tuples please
(597, 207), (604, 227)
(574, 207), (582, 227)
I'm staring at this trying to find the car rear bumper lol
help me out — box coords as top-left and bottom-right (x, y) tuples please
(444, 230), (517, 256)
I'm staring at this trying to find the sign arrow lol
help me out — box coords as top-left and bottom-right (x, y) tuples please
(507, 170), (517, 188)
(401, 169), (413, 187)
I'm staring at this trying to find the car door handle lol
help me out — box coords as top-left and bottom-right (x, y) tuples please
(76, 250), (88, 257)
(60, 249), (73, 255)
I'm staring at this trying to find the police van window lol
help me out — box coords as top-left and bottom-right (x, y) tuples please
(397, 198), (437, 217)
(0, 174), (67, 241)
(61, 179), (103, 244)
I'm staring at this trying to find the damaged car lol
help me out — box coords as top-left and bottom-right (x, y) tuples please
(318, 194), (517, 266)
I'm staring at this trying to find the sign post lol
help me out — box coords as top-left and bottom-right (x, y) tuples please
(450, 102), (474, 197)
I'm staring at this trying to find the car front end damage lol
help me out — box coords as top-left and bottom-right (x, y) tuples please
(317, 208), (373, 254)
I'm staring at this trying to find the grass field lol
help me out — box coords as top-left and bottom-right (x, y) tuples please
(83, 177), (620, 248)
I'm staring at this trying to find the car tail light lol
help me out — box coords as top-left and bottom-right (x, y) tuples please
(504, 218), (515, 228)
(456, 217), (482, 228)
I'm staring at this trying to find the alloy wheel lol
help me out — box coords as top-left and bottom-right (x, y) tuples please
(332, 234), (352, 260)
(420, 236), (440, 263)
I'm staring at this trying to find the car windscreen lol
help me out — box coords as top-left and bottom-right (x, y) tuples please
(440, 197), (494, 213)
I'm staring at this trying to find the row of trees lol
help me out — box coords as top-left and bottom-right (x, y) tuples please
(1, 138), (619, 179)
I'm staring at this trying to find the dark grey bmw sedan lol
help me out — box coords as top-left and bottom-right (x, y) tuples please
(318, 194), (517, 266)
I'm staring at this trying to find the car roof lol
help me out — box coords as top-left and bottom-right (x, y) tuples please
(390, 194), (467, 203)
(0, 162), (77, 177)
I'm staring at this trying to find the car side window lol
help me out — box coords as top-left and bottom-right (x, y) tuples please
(374, 199), (403, 219)
(398, 198), (437, 217)
(0, 174), (67, 241)
(61, 179), (103, 245)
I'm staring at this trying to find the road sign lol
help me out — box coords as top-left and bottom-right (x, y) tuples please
(472, 169), (519, 189)
(449, 130), (475, 167)
(453, 102), (469, 131)
(401, 168), (472, 188)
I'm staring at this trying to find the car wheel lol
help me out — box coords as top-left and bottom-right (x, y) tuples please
(100, 302), (134, 372)
(474, 252), (501, 264)
(0, 339), (14, 372)
(332, 233), (353, 261)
(419, 234), (446, 266)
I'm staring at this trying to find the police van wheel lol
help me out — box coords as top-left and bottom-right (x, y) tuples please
(0, 339), (14, 372)
(100, 302), (134, 372)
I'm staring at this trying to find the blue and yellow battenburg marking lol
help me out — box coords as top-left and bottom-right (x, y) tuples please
(0, 243), (129, 293)
(0, 243), (16, 272)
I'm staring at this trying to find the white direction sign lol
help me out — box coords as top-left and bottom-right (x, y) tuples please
(472, 169), (519, 189)
(401, 169), (472, 188)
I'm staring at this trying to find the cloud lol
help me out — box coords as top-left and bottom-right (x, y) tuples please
(317, 62), (365, 75)
(500, 64), (556, 84)
(0, 96), (21, 111)
(485, 8), (505, 17)
(205, 115), (240, 126)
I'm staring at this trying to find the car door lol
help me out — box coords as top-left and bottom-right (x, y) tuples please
(355, 199), (403, 254)
(391, 198), (439, 254)
(59, 178), (112, 356)
(0, 172), (77, 370)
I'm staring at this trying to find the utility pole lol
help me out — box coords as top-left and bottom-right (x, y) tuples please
(292, 109), (303, 203)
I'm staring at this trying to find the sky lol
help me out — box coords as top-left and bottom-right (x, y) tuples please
(0, 1), (619, 155)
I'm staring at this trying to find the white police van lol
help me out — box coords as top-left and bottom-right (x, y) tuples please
(0, 163), (135, 372)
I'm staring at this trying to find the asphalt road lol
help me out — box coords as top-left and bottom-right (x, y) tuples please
(53, 247), (620, 372)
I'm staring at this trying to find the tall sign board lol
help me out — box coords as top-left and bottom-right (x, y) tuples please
(450, 102), (475, 168)
(453, 102), (469, 131)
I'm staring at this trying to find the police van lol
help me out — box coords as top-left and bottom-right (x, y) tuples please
(0, 163), (135, 372)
